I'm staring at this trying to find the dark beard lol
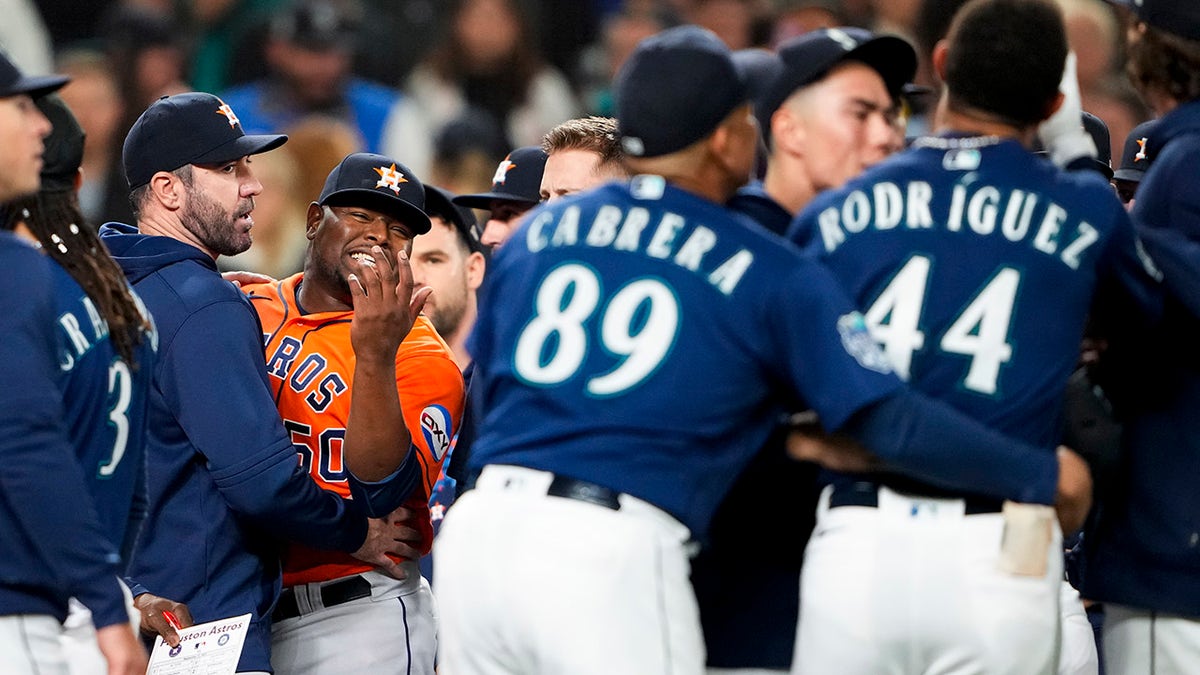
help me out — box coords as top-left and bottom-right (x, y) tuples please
(183, 191), (252, 257)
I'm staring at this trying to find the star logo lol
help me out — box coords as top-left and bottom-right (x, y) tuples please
(493, 157), (516, 185)
(374, 164), (408, 195)
(1134, 137), (1148, 162)
(216, 103), (240, 128)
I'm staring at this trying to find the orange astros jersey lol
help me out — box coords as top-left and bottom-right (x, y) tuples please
(246, 273), (465, 587)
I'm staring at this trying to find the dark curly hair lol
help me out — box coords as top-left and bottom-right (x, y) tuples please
(1127, 23), (1200, 107)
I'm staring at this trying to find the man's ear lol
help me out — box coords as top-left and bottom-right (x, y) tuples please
(932, 40), (950, 82)
(150, 171), (183, 210)
(305, 202), (323, 240)
(465, 251), (486, 291)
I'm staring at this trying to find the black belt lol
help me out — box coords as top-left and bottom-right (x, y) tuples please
(546, 475), (622, 511)
(829, 482), (1003, 515)
(272, 574), (372, 621)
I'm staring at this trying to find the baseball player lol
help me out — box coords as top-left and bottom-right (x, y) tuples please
(243, 152), (463, 674)
(452, 145), (547, 249)
(1110, 118), (1158, 210)
(99, 94), (424, 673)
(1080, 1), (1200, 672)
(696, 27), (918, 675)
(5, 93), (157, 675)
(0, 55), (146, 675)
(786, 0), (1161, 672)
(435, 25), (1093, 674)
(539, 116), (628, 202)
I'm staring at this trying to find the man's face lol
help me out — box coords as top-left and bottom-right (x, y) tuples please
(410, 217), (483, 339)
(480, 199), (533, 249)
(306, 202), (417, 306)
(182, 156), (263, 258)
(270, 41), (350, 108)
(0, 94), (51, 202)
(779, 61), (898, 192)
(541, 149), (624, 202)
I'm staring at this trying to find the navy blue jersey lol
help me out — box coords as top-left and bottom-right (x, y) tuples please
(51, 263), (156, 563)
(0, 232), (128, 628)
(466, 178), (903, 536)
(790, 137), (1160, 460)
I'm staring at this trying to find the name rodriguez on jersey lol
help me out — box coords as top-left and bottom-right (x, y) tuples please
(814, 179), (1100, 270)
(522, 203), (755, 296)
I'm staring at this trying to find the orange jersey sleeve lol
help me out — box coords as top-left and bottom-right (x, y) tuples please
(245, 274), (465, 585)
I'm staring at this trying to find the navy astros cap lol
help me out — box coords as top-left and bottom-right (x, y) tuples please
(123, 92), (287, 190)
(616, 25), (750, 158)
(1109, 0), (1200, 41)
(452, 146), (548, 209)
(37, 94), (85, 193)
(1113, 119), (1160, 182)
(759, 28), (916, 145)
(319, 152), (431, 234)
(424, 184), (484, 254)
(0, 52), (68, 100)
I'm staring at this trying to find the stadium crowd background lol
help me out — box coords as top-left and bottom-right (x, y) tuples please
(4, 0), (1149, 278)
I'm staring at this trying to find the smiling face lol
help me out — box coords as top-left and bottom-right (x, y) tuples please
(0, 93), (52, 202)
(304, 203), (418, 309)
(181, 156), (263, 257)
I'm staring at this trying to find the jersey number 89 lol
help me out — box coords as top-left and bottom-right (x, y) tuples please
(513, 263), (680, 397)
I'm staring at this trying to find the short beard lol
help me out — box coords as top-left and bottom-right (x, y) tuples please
(179, 172), (254, 257)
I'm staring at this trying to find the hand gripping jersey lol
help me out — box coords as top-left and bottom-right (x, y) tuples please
(246, 273), (464, 586)
(790, 136), (1161, 468)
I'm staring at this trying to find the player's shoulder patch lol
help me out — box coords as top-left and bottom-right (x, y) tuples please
(420, 404), (454, 462)
(837, 311), (894, 374)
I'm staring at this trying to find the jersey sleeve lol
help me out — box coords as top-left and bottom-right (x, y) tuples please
(158, 299), (368, 552)
(396, 330), (466, 499)
(1131, 146), (1200, 318)
(0, 249), (127, 627)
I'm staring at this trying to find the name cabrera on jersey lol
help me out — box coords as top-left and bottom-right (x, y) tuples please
(467, 178), (901, 537)
(52, 263), (157, 548)
(790, 137), (1160, 447)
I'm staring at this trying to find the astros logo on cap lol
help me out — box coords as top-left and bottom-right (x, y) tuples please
(1134, 137), (1148, 162)
(373, 164), (408, 195)
(493, 156), (516, 185)
(216, 103), (240, 128)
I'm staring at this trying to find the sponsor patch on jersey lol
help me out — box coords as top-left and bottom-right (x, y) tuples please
(421, 404), (453, 462)
(837, 311), (894, 374)
(942, 149), (981, 171)
(630, 173), (666, 200)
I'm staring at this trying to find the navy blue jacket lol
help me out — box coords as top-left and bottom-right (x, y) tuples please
(1083, 100), (1200, 617)
(0, 232), (128, 628)
(100, 223), (419, 672)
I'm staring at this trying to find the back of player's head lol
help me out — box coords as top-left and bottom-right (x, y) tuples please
(615, 25), (749, 158)
(943, 0), (1067, 128)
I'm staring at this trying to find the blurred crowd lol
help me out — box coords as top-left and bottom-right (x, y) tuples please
(4, 0), (1150, 277)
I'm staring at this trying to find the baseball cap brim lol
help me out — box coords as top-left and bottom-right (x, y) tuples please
(1112, 168), (1145, 182)
(0, 73), (70, 99)
(452, 191), (540, 209)
(191, 133), (288, 166)
(322, 189), (432, 235)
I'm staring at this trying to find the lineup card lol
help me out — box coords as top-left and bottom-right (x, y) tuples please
(146, 613), (252, 675)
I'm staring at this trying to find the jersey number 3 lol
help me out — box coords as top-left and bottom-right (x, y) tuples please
(865, 255), (1020, 395)
(513, 263), (680, 397)
(99, 360), (132, 477)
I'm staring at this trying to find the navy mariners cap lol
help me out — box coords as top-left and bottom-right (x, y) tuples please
(1031, 111), (1114, 179)
(424, 184), (484, 254)
(452, 146), (548, 209)
(759, 28), (917, 145)
(123, 92), (287, 189)
(733, 48), (784, 121)
(1113, 119), (1160, 182)
(319, 152), (431, 234)
(0, 52), (68, 100)
(616, 25), (750, 158)
(1109, 0), (1200, 41)
(37, 94), (85, 193)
